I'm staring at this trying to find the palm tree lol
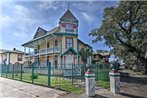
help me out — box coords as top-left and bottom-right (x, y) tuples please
(79, 48), (92, 64)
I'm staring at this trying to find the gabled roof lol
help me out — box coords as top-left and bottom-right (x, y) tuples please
(47, 26), (60, 35)
(60, 9), (78, 23)
(78, 39), (92, 49)
(33, 27), (48, 39)
(22, 26), (60, 46)
(0, 49), (24, 54)
(0, 49), (8, 54)
(61, 47), (79, 57)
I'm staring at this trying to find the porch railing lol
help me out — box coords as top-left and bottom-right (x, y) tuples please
(26, 47), (60, 56)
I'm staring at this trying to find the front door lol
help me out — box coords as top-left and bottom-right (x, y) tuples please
(64, 55), (74, 76)
(66, 55), (73, 65)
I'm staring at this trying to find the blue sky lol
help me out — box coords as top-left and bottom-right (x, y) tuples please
(1, 0), (118, 52)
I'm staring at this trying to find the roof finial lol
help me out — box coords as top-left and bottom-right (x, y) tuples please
(68, 2), (70, 10)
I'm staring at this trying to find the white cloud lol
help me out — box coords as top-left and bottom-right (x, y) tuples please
(14, 5), (30, 17)
(38, 1), (58, 10)
(81, 12), (95, 23)
(13, 32), (27, 38)
(2, 15), (12, 26)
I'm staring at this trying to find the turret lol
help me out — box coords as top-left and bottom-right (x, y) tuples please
(59, 9), (78, 34)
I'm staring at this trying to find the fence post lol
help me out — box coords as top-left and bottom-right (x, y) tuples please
(6, 65), (8, 78)
(48, 61), (51, 86)
(96, 64), (98, 81)
(20, 64), (23, 81)
(72, 63), (73, 85)
(32, 63), (34, 83)
(12, 64), (14, 79)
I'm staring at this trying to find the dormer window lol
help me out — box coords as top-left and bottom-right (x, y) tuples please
(65, 23), (74, 33)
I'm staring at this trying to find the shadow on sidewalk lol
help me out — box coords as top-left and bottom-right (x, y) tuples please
(120, 76), (147, 85)
(120, 93), (146, 98)
(90, 94), (108, 98)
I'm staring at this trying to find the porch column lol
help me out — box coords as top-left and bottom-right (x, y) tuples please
(24, 46), (26, 56)
(29, 45), (30, 55)
(53, 34), (55, 67)
(8, 52), (10, 66)
(39, 41), (41, 66)
(29, 45), (30, 63)
(60, 35), (63, 67)
(46, 38), (48, 66)
(33, 42), (36, 64)
(77, 38), (79, 65)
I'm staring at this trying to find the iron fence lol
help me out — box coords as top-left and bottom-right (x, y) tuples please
(0, 62), (110, 88)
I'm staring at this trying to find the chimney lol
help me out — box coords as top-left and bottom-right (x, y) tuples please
(13, 48), (16, 51)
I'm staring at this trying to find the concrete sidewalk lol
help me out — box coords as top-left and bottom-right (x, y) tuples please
(0, 77), (66, 98)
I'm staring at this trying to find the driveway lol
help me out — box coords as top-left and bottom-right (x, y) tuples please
(0, 77), (66, 98)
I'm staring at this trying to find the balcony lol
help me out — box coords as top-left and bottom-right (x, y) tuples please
(26, 47), (60, 57)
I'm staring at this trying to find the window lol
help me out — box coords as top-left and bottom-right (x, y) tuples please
(55, 55), (58, 68)
(37, 45), (40, 53)
(38, 45), (40, 50)
(18, 54), (22, 61)
(55, 40), (58, 47)
(65, 23), (74, 32)
(66, 37), (73, 48)
(47, 42), (50, 48)
(47, 56), (50, 64)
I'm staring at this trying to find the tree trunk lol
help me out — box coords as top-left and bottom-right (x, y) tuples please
(137, 55), (147, 75)
(143, 60), (147, 74)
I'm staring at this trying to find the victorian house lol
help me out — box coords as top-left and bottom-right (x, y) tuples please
(22, 9), (92, 69)
(0, 48), (25, 65)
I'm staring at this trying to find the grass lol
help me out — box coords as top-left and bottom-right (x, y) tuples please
(2, 72), (84, 94)
(56, 84), (85, 94)
(96, 81), (110, 89)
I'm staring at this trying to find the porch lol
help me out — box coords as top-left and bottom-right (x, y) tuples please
(26, 47), (60, 57)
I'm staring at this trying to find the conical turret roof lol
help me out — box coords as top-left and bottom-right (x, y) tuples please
(60, 9), (78, 23)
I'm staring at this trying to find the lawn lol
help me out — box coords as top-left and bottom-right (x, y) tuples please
(2, 72), (84, 94)
(96, 81), (110, 89)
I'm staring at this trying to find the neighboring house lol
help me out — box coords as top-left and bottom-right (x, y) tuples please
(0, 48), (25, 64)
(93, 52), (110, 64)
(22, 9), (92, 68)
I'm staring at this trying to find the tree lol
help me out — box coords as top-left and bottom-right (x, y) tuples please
(79, 48), (92, 64)
(96, 49), (108, 53)
(89, 1), (147, 74)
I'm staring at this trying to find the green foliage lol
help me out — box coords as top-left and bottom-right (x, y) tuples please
(79, 48), (92, 64)
(96, 50), (108, 53)
(57, 84), (85, 94)
(96, 81), (110, 89)
(31, 74), (38, 79)
(89, 1), (147, 74)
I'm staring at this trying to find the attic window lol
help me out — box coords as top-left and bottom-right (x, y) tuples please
(38, 31), (42, 37)
(65, 23), (74, 33)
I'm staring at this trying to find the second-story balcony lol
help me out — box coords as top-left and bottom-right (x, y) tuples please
(26, 47), (60, 57)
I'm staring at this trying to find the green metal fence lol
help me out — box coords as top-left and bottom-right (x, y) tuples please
(0, 62), (110, 87)
(92, 64), (110, 82)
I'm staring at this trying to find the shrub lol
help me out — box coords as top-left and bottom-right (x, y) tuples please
(31, 74), (38, 79)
